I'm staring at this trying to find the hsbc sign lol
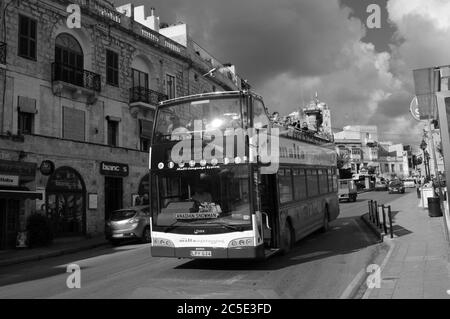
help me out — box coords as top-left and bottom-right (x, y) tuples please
(100, 162), (129, 177)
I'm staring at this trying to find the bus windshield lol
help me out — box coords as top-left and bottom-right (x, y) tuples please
(154, 165), (251, 228)
(154, 97), (244, 143)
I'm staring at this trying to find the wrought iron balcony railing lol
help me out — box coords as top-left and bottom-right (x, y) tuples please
(51, 62), (101, 92)
(0, 42), (6, 65)
(130, 86), (168, 106)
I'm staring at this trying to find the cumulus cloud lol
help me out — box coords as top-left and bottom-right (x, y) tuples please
(118, 0), (445, 145)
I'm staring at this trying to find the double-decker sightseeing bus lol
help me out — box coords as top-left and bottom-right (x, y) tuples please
(149, 91), (339, 259)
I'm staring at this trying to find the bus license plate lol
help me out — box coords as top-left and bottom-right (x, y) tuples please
(190, 250), (212, 257)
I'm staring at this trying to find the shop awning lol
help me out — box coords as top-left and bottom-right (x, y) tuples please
(0, 190), (43, 200)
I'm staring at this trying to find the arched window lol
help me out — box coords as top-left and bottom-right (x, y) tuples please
(54, 33), (84, 86)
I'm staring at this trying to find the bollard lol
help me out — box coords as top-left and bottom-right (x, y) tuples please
(368, 200), (373, 222)
(374, 201), (379, 226)
(388, 205), (394, 239)
(381, 205), (388, 234)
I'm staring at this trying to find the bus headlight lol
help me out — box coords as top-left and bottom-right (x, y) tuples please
(153, 238), (175, 247)
(228, 238), (254, 248)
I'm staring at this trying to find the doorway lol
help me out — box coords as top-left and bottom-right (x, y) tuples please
(104, 177), (123, 222)
(0, 199), (20, 249)
(259, 174), (280, 248)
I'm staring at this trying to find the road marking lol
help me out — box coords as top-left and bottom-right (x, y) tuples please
(362, 240), (395, 299)
(340, 220), (394, 299)
(224, 275), (245, 285)
(339, 268), (366, 299)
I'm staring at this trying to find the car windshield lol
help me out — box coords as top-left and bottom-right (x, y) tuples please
(111, 210), (136, 221)
(153, 165), (251, 228)
(389, 181), (402, 187)
(154, 97), (243, 143)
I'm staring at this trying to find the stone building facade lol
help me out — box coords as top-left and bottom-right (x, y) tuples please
(0, 0), (241, 247)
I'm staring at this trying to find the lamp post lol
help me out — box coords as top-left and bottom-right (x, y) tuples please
(420, 139), (430, 179)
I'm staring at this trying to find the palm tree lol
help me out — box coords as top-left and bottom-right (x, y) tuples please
(337, 152), (350, 170)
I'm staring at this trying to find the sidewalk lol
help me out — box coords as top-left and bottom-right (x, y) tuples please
(0, 236), (108, 268)
(365, 191), (450, 299)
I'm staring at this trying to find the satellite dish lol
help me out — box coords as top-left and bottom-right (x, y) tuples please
(410, 96), (421, 121)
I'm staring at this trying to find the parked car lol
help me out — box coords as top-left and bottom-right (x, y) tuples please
(403, 178), (416, 188)
(388, 181), (405, 194)
(105, 205), (151, 245)
(374, 181), (388, 191)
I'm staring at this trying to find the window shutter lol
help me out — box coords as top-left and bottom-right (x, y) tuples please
(140, 119), (153, 139)
(63, 107), (85, 141)
(18, 96), (37, 113)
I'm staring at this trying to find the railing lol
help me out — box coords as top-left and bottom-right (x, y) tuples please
(129, 86), (168, 105)
(51, 62), (101, 92)
(0, 42), (6, 65)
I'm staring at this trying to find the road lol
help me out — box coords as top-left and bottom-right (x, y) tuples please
(0, 190), (412, 299)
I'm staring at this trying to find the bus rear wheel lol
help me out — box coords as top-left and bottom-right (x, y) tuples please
(321, 209), (330, 233)
(280, 221), (294, 255)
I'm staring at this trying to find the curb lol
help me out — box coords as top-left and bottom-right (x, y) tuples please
(0, 241), (109, 268)
(360, 213), (384, 243)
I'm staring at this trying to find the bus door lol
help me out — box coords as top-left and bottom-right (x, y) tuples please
(259, 174), (280, 248)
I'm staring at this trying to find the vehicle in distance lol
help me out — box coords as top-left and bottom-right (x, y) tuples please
(338, 179), (357, 202)
(403, 178), (416, 188)
(105, 205), (151, 245)
(375, 180), (388, 191)
(388, 180), (405, 194)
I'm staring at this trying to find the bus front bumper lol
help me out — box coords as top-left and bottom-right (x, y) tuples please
(151, 245), (265, 259)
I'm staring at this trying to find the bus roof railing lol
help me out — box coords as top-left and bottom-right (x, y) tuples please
(158, 90), (264, 106)
(275, 124), (334, 145)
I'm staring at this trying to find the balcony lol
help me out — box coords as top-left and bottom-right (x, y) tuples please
(51, 62), (101, 104)
(129, 86), (168, 116)
(0, 42), (6, 68)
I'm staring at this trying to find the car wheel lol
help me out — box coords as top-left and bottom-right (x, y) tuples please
(280, 221), (294, 255)
(141, 227), (151, 244)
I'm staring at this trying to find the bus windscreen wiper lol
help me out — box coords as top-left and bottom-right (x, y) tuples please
(205, 222), (241, 231)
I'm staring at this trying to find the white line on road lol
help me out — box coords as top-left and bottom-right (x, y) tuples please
(339, 268), (365, 299)
(362, 239), (395, 299)
(224, 275), (245, 285)
(339, 218), (384, 299)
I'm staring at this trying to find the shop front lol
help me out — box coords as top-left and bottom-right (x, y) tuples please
(46, 167), (86, 237)
(0, 160), (41, 249)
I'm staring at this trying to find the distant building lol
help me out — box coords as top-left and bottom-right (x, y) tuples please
(334, 125), (379, 174)
(334, 125), (411, 178)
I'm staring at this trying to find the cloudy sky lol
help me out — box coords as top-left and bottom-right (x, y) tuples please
(115, 0), (449, 145)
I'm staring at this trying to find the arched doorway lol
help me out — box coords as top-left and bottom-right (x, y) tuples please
(46, 167), (86, 236)
(54, 33), (84, 86)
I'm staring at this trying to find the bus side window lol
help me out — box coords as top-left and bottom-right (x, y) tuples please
(293, 169), (307, 200)
(278, 168), (293, 203)
(327, 169), (333, 193)
(307, 169), (319, 198)
(319, 169), (328, 194)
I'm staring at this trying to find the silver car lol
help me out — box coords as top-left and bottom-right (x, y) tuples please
(105, 206), (151, 245)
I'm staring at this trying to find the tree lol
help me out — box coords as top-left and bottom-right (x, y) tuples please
(337, 152), (350, 170)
